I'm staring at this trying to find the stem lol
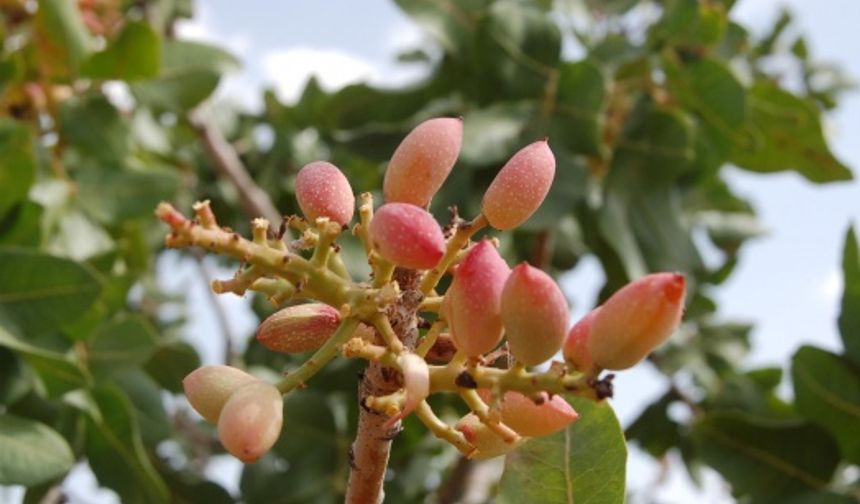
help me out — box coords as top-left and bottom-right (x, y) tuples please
(311, 220), (341, 267)
(415, 400), (475, 456)
(416, 320), (445, 357)
(346, 267), (420, 504)
(419, 296), (443, 313)
(459, 388), (520, 443)
(277, 318), (360, 393)
(419, 214), (487, 295)
(372, 313), (405, 353)
(156, 202), (392, 317)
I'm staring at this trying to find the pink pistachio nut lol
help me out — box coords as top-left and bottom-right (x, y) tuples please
(481, 140), (555, 230)
(587, 272), (687, 370)
(295, 160), (355, 226)
(443, 240), (511, 357)
(369, 202), (446, 270)
(383, 117), (463, 207)
(501, 263), (570, 366)
(217, 381), (284, 463)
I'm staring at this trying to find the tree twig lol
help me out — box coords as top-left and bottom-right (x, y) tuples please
(188, 109), (282, 225)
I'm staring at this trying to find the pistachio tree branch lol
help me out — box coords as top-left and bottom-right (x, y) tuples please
(155, 202), (395, 318)
(188, 109), (282, 224)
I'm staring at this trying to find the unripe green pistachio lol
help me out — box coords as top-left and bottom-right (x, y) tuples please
(182, 365), (257, 423)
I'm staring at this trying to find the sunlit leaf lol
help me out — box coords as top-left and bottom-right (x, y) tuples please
(497, 397), (626, 504)
(0, 415), (74, 486)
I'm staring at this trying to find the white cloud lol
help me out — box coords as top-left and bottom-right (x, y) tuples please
(384, 18), (425, 53)
(816, 269), (843, 303)
(262, 47), (377, 103)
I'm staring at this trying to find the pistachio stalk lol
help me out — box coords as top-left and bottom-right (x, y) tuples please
(276, 317), (361, 393)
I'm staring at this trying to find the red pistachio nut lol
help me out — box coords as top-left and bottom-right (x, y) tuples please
(257, 303), (341, 354)
(295, 161), (355, 226)
(588, 272), (687, 370)
(217, 381), (284, 463)
(563, 307), (600, 375)
(481, 139), (555, 230)
(383, 117), (463, 207)
(369, 202), (445, 269)
(456, 413), (525, 460)
(501, 263), (570, 366)
(182, 365), (257, 423)
(479, 389), (578, 437)
(443, 240), (511, 357)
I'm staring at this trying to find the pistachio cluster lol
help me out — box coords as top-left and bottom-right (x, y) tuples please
(156, 117), (686, 464)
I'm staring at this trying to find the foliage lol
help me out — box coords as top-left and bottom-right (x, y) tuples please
(0, 0), (856, 503)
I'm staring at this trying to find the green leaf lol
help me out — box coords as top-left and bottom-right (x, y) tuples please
(393, 0), (482, 53)
(551, 59), (607, 157)
(59, 95), (130, 164)
(0, 415), (74, 486)
(132, 40), (239, 110)
(44, 206), (115, 261)
(783, 492), (860, 504)
(692, 412), (840, 500)
(89, 315), (158, 380)
(649, 0), (727, 48)
(0, 323), (89, 397)
(730, 82), (852, 183)
(0, 348), (31, 405)
(0, 248), (103, 335)
(0, 202), (42, 248)
(664, 56), (746, 152)
(76, 167), (181, 225)
(82, 21), (161, 81)
(792, 346), (860, 464)
(597, 194), (648, 280)
(496, 396), (627, 504)
(478, 0), (561, 100)
(610, 102), (695, 188)
(113, 370), (170, 446)
(241, 390), (341, 503)
(144, 341), (201, 394)
(0, 119), (36, 218)
(626, 392), (681, 458)
(85, 385), (169, 504)
(35, 0), (93, 73)
(460, 103), (532, 165)
(840, 225), (860, 365)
